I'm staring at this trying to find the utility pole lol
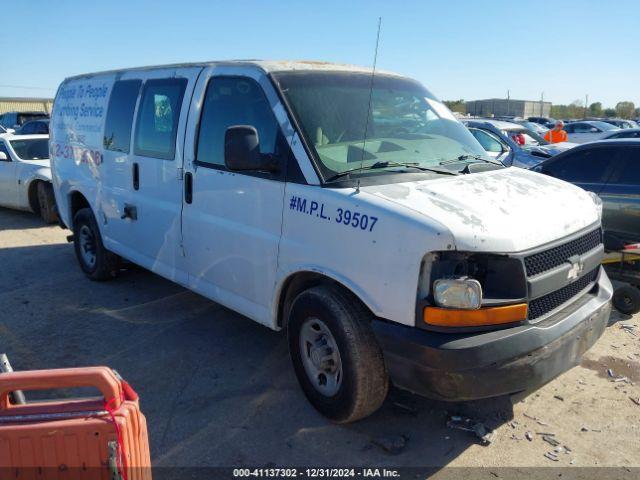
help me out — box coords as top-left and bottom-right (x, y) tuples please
(584, 94), (589, 119)
(507, 89), (510, 117)
(540, 92), (544, 117)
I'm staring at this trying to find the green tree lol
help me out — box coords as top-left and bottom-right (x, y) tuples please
(603, 108), (616, 118)
(566, 100), (585, 119)
(615, 101), (636, 119)
(443, 99), (466, 114)
(588, 102), (602, 117)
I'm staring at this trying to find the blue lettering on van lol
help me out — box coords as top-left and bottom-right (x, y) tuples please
(289, 195), (378, 232)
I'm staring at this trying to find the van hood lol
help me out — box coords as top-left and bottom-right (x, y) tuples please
(361, 168), (600, 252)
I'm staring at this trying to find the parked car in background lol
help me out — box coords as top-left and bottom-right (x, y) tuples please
(528, 116), (556, 128)
(533, 139), (640, 243)
(601, 118), (638, 129)
(0, 111), (49, 130)
(601, 128), (640, 140)
(17, 118), (50, 135)
(464, 119), (576, 168)
(513, 119), (549, 135)
(563, 121), (620, 144)
(0, 133), (58, 223)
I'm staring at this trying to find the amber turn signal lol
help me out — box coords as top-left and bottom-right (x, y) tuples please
(423, 303), (528, 327)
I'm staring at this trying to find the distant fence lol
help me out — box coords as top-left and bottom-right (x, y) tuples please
(0, 97), (54, 115)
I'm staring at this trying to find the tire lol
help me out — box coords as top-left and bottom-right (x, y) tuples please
(72, 208), (121, 281)
(36, 182), (59, 224)
(288, 285), (389, 423)
(612, 285), (640, 315)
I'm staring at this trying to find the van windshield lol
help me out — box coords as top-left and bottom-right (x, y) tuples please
(273, 72), (487, 182)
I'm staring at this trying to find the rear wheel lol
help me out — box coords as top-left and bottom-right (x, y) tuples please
(288, 285), (389, 423)
(36, 182), (58, 224)
(73, 208), (120, 281)
(613, 285), (640, 315)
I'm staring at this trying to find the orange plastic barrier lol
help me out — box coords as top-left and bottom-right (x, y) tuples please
(0, 367), (151, 480)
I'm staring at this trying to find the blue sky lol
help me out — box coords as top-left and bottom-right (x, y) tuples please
(2, 0), (638, 108)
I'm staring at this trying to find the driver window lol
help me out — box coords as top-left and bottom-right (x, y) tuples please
(196, 77), (278, 167)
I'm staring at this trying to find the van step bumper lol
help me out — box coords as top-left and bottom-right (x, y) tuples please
(372, 267), (613, 401)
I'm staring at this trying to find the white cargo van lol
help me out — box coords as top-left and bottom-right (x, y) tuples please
(50, 61), (612, 422)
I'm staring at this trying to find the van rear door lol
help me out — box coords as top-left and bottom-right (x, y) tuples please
(181, 66), (289, 326)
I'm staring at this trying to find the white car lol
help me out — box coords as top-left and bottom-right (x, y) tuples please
(0, 133), (58, 223)
(50, 60), (612, 422)
(564, 120), (620, 144)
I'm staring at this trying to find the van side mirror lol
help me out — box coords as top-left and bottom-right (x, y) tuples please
(224, 125), (278, 173)
(590, 127), (598, 133)
(0, 152), (8, 161)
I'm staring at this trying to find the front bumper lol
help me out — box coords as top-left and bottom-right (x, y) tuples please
(372, 267), (613, 401)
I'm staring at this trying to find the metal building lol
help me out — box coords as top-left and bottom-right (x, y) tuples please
(0, 97), (53, 115)
(466, 98), (551, 118)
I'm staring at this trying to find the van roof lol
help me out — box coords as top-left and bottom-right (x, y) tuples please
(63, 60), (403, 81)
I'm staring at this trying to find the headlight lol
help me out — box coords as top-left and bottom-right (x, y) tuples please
(433, 277), (482, 309)
(588, 191), (603, 221)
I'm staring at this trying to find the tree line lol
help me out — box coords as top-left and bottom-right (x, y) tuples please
(443, 99), (639, 119)
(551, 101), (638, 120)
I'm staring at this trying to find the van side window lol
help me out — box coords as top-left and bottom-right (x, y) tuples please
(134, 78), (187, 160)
(104, 80), (141, 153)
(196, 77), (278, 167)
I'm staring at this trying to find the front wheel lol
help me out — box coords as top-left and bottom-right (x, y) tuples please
(73, 208), (121, 281)
(288, 285), (389, 423)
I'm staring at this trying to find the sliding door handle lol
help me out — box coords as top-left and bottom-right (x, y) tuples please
(184, 172), (193, 204)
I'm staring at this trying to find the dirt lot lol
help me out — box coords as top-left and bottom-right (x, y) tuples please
(1, 207), (639, 473)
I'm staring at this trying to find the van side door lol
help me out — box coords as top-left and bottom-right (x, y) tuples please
(182, 68), (291, 326)
(102, 68), (201, 284)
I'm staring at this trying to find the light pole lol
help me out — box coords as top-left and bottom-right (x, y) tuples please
(584, 94), (589, 119)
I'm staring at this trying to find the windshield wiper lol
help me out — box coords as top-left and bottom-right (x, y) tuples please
(439, 154), (503, 166)
(324, 161), (458, 183)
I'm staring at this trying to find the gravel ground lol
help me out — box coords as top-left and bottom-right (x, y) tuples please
(0, 207), (638, 473)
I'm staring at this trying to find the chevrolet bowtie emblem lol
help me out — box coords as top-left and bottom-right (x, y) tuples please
(567, 255), (584, 280)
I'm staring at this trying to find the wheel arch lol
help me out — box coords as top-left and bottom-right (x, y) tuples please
(274, 269), (378, 330)
(27, 179), (44, 214)
(68, 190), (91, 224)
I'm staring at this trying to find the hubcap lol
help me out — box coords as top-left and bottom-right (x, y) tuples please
(78, 225), (97, 268)
(299, 318), (342, 396)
